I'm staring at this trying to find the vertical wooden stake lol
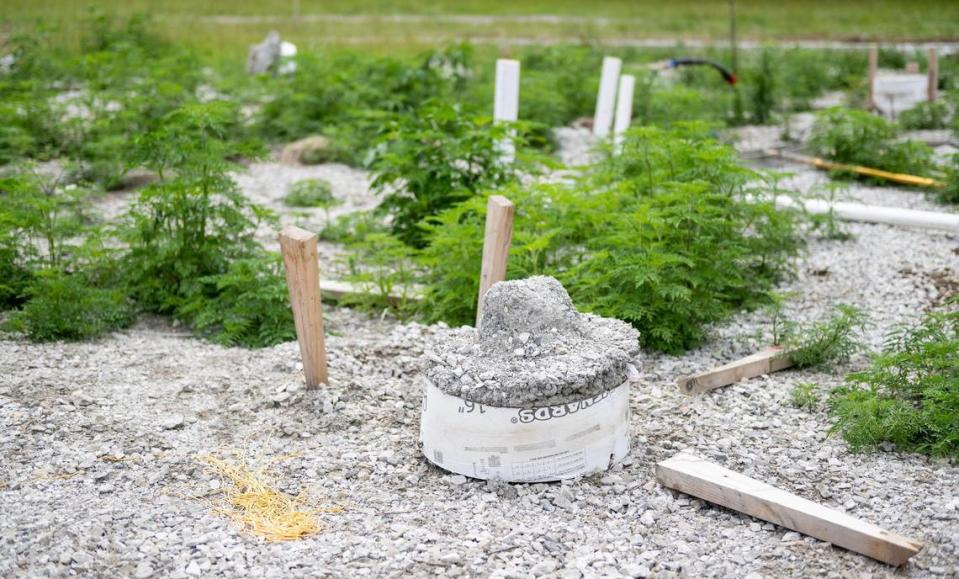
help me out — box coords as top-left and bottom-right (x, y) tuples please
(927, 47), (938, 102)
(593, 56), (622, 137)
(612, 74), (636, 153)
(279, 226), (328, 389)
(866, 46), (878, 110)
(476, 196), (515, 327)
(493, 59), (521, 164)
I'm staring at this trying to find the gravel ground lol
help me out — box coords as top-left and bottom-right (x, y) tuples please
(2, 127), (959, 578)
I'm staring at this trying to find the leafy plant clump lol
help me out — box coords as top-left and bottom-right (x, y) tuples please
(0, 170), (133, 340)
(898, 101), (951, 130)
(121, 101), (293, 347)
(284, 178), (337, 209)
(4, 270), (134, 342)
(419, 123), (802, 353)
(790, 382), (820, 409)
(370, 100), (524, 247)
(829, 306), (959, 458)
(781, 304), (869, 369)
(939, 154), (959, 205)
(808, 107), (935, 177)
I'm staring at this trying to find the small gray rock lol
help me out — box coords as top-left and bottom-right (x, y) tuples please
(134, 562), (155, 578)
(160, 414), (184, 430)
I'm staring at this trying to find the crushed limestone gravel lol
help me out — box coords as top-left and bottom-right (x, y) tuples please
(1, 126), (958, 579)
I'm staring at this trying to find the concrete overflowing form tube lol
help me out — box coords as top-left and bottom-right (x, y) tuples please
(422, 276), (640, 482)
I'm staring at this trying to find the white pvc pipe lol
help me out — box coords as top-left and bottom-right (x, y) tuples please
(773, 195), (959, 233)
(593, 56), (622, 137)
(612, 74), (635, 151)
(493, 59), (520, 163)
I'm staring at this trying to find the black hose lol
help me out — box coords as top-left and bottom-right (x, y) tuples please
(667, 58), (737, 85)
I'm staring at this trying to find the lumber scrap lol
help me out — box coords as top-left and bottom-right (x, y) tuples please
(677, 346), (792, 395)
(768, 149), (944, 189)
(656, 452), (923, 566)
(866, 46), (878, 110)
(319, 279), (422, 306)
(927, 48), (938, 102)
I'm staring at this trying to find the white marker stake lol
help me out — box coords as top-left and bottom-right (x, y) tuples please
(593, 56), (622, 137)
(612, 74), (635, 152)
(494, 59), (520, 164)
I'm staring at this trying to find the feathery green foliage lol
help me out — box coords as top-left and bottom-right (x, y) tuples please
(898, 100), (951, 131)
(284, 178), (337, 209)
(370, 100), (524, 247)
(781, 304), (869, 369)
(340, 232), (419, 318)
(120, 101), (295, 347)
(829, 306), (959, 458)
(4, 270), (134, 341)
(790, 382), (820, 409)
(0, 170), (133, 340)
(940, 154), (959, 205)
(419, 123), (802, 353)
(808, 107), (935, 177)
(750, 49), (777, 125)
(178, 256), (295, 348)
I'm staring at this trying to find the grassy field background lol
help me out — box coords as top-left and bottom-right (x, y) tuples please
(3, 1), (959, 56)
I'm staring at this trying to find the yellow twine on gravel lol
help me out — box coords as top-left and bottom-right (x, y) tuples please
(198, 452), (340, 542)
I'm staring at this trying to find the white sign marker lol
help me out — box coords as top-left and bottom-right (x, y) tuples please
(593, 56), (622, 137)
(612, 74), (635, 151)
(494, 59), (520, 163)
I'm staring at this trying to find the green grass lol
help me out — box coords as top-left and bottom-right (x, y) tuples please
(4, 1), (959, 55)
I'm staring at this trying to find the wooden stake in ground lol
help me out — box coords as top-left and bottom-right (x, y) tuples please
(612, 74), (636, 152)
(279, 226), (328, 389)
(656, 453), (923, 566)
(476, 196), (515, 326)
(677, 346), (793, 395)
(927, 47), (938, 102)
(866, 45), (878, 110)
(493, 58), (521, 164)
(593, 56), (622, 137)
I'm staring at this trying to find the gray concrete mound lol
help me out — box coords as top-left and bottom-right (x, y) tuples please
(426, 276), (640, 407)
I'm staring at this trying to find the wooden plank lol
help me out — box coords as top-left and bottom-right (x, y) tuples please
(319, 279), (422, 306)
(656, 452), (923, 566)
(279, 226), (329, 389)
(612, 74), (636, 152)
(593, 56), (622, 137)
(927, 48), (938, 102)
(476, 195), (515, 326)
(677, 346), (793, 395)
(866, 45), (878, 110)
(771, 194), (959, 233)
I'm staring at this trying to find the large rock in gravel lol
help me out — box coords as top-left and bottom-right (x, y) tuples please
(280, 135), (334, 165)
(426, 276), (640, 407)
